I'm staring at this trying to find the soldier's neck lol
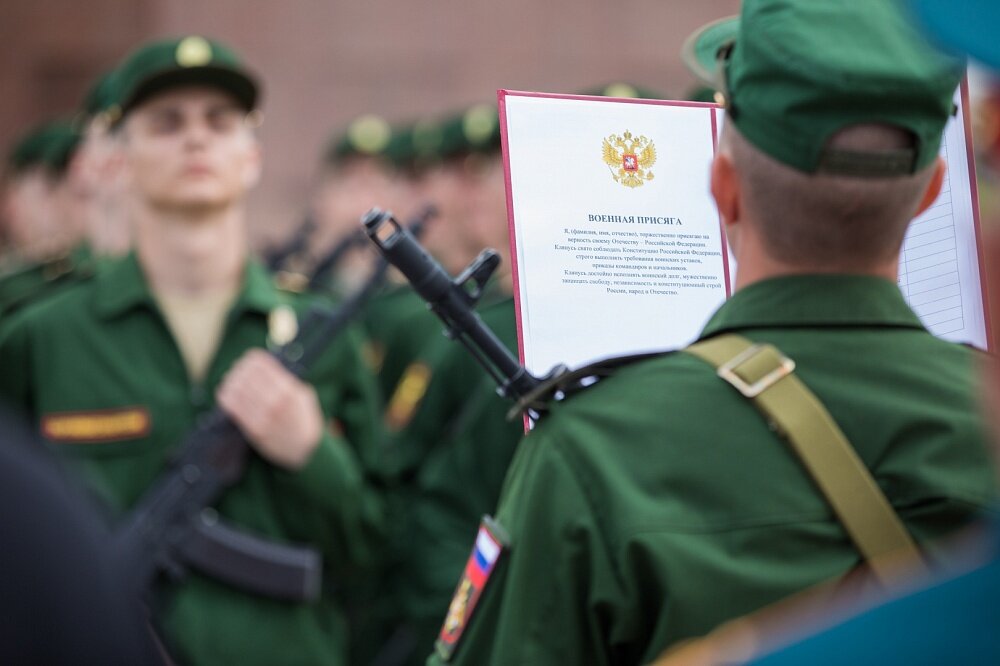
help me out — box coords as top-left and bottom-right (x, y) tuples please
(134, 204), (247, 296)
(732, 229), (899, 292)
(85, 191), (133, 258)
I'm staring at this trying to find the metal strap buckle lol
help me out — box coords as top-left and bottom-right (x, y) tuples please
(717, 343), (796, 398)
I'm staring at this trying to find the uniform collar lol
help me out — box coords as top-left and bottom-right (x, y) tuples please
(94, 252), (285, 320)
(699, 274), (925, 338)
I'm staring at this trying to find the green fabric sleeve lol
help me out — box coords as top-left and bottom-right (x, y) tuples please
(272, 323), (385, 571)
(433, 428), (628, 665)
(275, 429), (363, 513)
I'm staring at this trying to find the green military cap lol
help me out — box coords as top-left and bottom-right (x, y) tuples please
(682, 0), (965, 176)
(41, 122), (83, 176)
(113, 35), (259, 123)
(437, 103), (501, 160)
(7, 121), (80, 177)
(8, 126), (53, 173)
(578, 82), (664, 100)
(377, 105), (500, 172)
(381, 119), (443, 172)
(379, 121), (440, 173)
(80, 70), (123, 127)
(382, 123), (417, 169)
(325, 114), (393, 165)
(411, 117), (446, 160)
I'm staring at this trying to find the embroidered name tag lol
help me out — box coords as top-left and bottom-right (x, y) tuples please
(41, 406), (152, 443)
(436, 516), (509, 661)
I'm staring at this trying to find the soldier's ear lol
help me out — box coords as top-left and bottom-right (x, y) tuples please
(711, 152), (741, 229)
(914, 157), (945, 218)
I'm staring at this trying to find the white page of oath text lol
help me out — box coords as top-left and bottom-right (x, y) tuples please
(501, 91), (728, 375)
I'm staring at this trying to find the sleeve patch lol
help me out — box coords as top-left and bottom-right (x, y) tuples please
(384, 361), (432, 431)
(435, 516), (509, 661)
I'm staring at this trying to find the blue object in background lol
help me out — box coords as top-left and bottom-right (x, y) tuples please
(748, 518), (1000, 666)
(907, 0), (1000, 70)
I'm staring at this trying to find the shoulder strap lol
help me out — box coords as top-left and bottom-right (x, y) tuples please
(685, 334), (928, 586)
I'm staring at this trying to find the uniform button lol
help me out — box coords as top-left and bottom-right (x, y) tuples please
(189, 385), (208, 407)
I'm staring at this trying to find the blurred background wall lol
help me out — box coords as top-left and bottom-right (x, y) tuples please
(0, 0), (740, 246)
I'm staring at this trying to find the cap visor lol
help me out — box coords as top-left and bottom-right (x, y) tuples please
(681, 16), (739, 88)
(122, 66), (258, 116)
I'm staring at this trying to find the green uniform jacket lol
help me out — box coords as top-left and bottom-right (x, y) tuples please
(355, 296), (519, 666)
(361, 285), (444, 404)
(429, 275), (998, 666)
(0, 253), (383, 666)
(398, 298), (522, 664)
(382, 286), (513, 472)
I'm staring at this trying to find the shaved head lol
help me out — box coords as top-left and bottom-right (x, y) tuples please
(721, 122), (939, 269)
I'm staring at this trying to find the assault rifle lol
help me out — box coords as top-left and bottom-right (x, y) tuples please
(362, 208), (569, 421)
(115, 212), (431, 602)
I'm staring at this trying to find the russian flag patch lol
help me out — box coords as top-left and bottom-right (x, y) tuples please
(435, 516), (509, 660)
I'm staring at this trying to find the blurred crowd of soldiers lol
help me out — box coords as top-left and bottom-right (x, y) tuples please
(0, 30), (645, 665)
(0, 0), (999, 664)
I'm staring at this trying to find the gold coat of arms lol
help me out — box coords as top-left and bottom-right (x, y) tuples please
(602, 130), (656, 188)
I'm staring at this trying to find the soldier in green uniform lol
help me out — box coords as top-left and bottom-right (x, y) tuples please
(715, 3), (1000, 664)
(312, 114), (400, 293)
(0, 36), (382, 665)
(427, 2), (998, 664)
(397, 86), (680, 663)
(0, 121), (94, 316)
(310, 115), (443, 403)
(366, 104), (523, 666)
(386, 297), (519, 666)
(391, 89), (683, 661)
(382, 105), (512, 449)
(373, 106), (504, 446)
(3, 123), (81, 263)
(259, 118), (387, 293)
(0, 71), (134, 319)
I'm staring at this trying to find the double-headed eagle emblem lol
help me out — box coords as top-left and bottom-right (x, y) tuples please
(602, 130), (656, 188)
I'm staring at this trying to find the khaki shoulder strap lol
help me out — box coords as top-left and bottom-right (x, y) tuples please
(685, 334), (928, 586)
